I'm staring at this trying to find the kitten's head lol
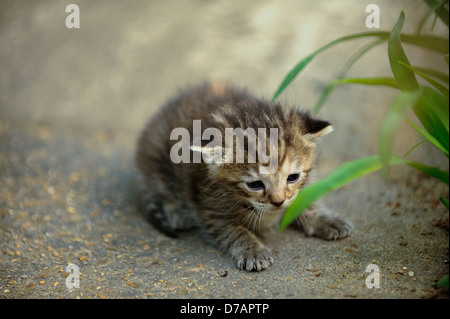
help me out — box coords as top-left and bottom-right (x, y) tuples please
(192, 101), (333, 213)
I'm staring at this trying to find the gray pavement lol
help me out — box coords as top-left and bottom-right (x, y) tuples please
(0, 0), (448, 299)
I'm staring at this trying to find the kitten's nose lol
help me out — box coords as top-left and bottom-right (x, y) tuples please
(269, 194), (285, 207)
(270, 199), (285, 207)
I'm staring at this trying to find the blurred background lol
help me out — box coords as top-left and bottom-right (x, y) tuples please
(0, 0), (448, 299)
(1, 0), (447, 145)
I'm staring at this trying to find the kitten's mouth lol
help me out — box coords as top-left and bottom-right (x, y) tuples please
(270, 205), (286, 212)
(263, 205), (284, 213)
(246, 203), (285, 214)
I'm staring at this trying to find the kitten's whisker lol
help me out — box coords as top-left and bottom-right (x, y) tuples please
(242, 207), (256, 229)
(230, 200), (245, 211)
(253, 209), (263, 235)
(257, 210), (262, 234)
(251, 210), (257, 233)
(251, 209), (259, 234)
(235, 205), (252, 215)
(252, 209), (259, 233)
(299, 213), (311, 229)
(242, 211), (253, 228)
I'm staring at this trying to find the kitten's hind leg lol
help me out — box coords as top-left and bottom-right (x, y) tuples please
(138, 190), (179, 238)
(296, 203), (352, 240)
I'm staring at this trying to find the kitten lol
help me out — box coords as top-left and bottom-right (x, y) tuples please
(135, 82), (352, 271)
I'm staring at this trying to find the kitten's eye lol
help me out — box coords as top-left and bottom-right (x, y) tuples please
(246, 181), (264, 190)
(287, 173), (300, 183)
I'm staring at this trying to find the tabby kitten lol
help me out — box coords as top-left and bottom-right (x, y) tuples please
(136, 82), (352, 271)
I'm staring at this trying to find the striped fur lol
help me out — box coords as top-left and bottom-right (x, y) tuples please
(136, 82), (351, 271)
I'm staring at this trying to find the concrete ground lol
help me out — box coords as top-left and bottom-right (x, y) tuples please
(0, 0), (448, 299)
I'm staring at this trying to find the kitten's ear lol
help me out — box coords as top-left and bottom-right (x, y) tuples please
(303, 116), (333, 144)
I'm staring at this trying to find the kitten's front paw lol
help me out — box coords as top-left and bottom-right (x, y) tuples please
(304, 215), (352, 240)
(236, 246), (273, 272)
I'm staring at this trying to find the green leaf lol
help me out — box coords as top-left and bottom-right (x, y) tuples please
(313, 39), (387, 114)
(272, 30), (448, 101)
(379, 90), (423, 175)
(399, 62), (449, 98)
(403, 139), (428, 158)
(440, 197), (450, 209)
(279, 155), (422, 230)
(410, 66), (449, 84)
(388, 12), (420, 92)
(271, 31), (396, 101)
(380, 87), (449, 175)
(406, 119), (449, 156)
(279, 155), (449, 230)
(315, 77), (399, 112)
(332, 77), (399, 87)
(418, 0), (449, 34)
(279, 156), (385, 230)
(313, 83), (337, 115)
(437, 275), (449, 288)
(272, 53), (315, 101)
(337, 38), (386, 79)
(401, 33), (449, 53)
(424, 0), (449, 27)
(413, 86), (449, 154)
(313, 77), (399, 114)
(406, 160), (449, 185)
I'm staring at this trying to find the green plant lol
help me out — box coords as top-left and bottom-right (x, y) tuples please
(273, 1), (449, 285)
